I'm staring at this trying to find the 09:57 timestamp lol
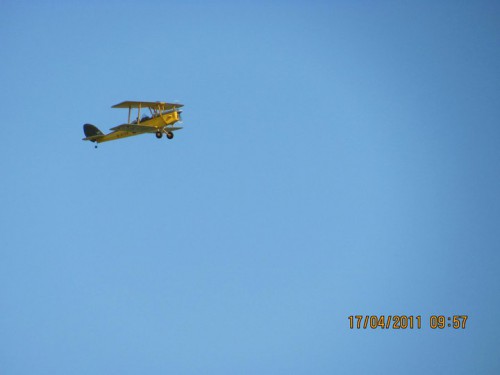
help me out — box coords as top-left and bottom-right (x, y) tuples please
(348, 315), (468, 330)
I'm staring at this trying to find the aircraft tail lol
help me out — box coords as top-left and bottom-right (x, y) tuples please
(83, 124), (105, 142)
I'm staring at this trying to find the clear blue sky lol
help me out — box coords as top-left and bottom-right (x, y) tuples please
(1, 1), (499, 373)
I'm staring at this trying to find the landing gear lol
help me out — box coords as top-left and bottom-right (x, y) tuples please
(166, 132), (174, 139)
(155, 131), (163, 139)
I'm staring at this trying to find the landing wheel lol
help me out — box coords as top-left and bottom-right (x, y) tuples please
(166, 132), (174, 139)
(155, 131), (163, 139)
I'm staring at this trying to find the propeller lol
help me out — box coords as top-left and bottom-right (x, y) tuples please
(171, 99), (183, 123)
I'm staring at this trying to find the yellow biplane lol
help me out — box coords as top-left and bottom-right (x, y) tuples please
(83, 100), (184, 147)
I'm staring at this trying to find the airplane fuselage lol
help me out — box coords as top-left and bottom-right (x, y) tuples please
(96, 110), (181, 143)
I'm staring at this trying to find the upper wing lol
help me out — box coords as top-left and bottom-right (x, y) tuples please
(112, 101), (183, 110)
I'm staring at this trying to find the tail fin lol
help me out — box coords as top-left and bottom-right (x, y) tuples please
(83, 124), (104, 142)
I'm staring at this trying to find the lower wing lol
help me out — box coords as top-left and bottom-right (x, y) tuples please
(110, 124), (183, 133)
